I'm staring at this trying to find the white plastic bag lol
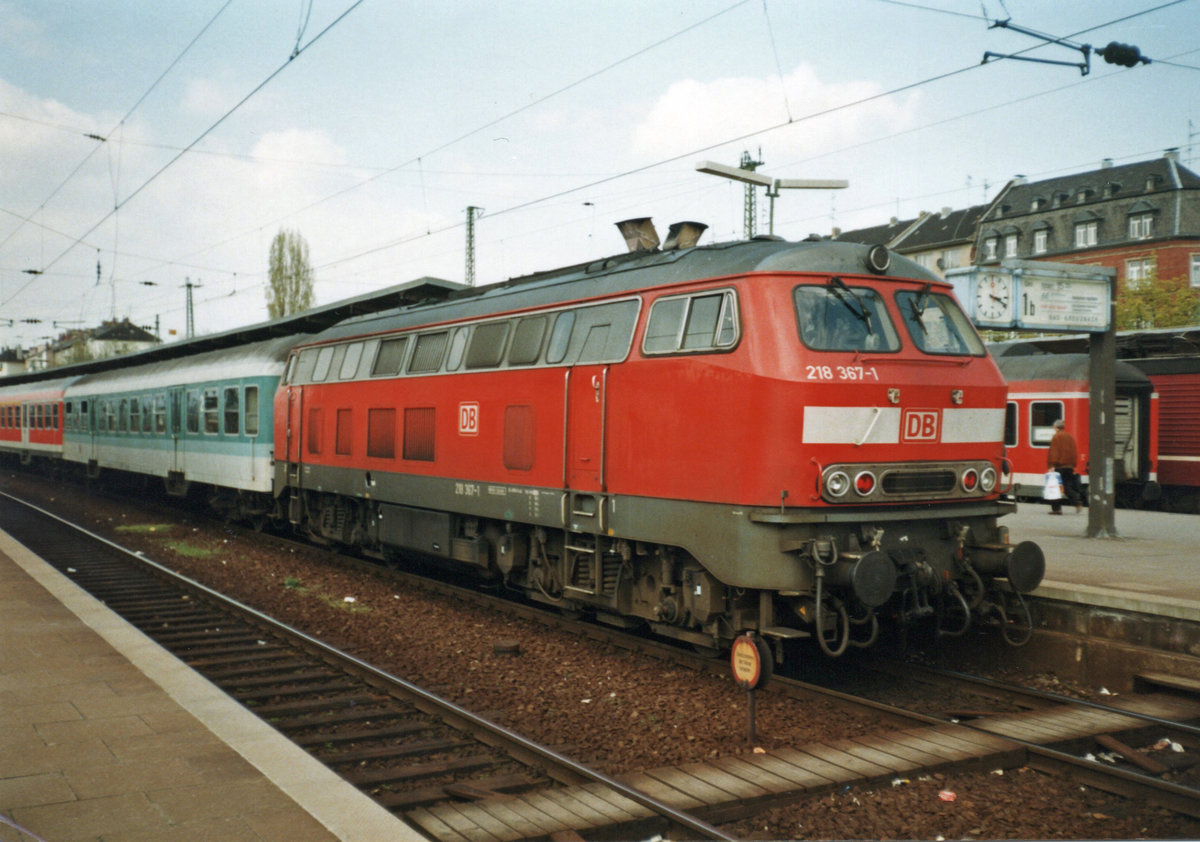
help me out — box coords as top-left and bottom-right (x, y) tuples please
(1043, 470), (1063, 501)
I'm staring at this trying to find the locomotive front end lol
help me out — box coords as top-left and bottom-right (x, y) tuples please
(754, 245), (1044, 654)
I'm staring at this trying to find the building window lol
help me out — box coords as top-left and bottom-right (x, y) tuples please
(1003, 233), (1018, 258)
(1128, 213), (1153, 240)
(983, 237), (998, 260)
(1074, 221), (1098, 248)
(1190, 254), (1200, 288)
(1033, 229), (1048, 255)
(1126, 258), (1154, 289)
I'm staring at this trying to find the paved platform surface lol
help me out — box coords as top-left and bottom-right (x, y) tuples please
(1004, 502), (1200, 621)
(0, 529), (422, 842)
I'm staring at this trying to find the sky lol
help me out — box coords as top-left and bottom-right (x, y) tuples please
(1, 0), (1198, 349)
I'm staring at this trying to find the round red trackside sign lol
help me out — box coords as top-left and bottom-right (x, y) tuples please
(730, 634), (762, 690)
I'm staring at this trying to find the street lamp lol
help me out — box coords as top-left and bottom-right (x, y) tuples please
(695, 160), (848, 236)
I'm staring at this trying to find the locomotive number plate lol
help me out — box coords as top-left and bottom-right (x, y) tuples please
(804, 365), (880, 381)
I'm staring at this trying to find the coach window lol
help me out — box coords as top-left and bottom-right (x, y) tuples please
(546, 311), (575, 364)
(203, 388), (220, 434)
(312, 346), (335, 382)
(795, 284), (900, 353)
(244, 386), (259, 436)
(187, 391), (201, 434)
(223, 387), (239, 435)
(154, 395), (166, 434)
(371, 337), (409, 377)
(408, 332), (448, 374)
(1005, 402), (1018, 448)
(1030, 401), (1062, 447)
(466, 321), (510, 369)
(508, 316), (547, 366)
(896, 291), (984, 356)
(118, 399), (129, 433)
(339, 343), (364, 380)
(108, 401), (117, 432)
(446, 327), (468, 371)
(130, 398), (141, 433)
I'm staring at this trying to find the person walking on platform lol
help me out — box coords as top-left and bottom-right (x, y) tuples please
(1047, 418), (1082, 514)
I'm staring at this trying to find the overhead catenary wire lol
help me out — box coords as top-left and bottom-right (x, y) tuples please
(1, 0), (366, 312)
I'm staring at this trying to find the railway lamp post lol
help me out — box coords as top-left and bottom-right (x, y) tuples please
(695, 160), (847, 237)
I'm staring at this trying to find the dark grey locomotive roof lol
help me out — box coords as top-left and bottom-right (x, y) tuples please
(995, 352), (1152, 389)
(311, 238), (939, 345)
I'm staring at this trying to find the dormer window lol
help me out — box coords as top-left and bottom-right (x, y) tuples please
(1129, 213), (1154, 239)
(983, 236), (998, 260)
(1074, 219), (1099, 248)
(1031, 197), (1044, 211)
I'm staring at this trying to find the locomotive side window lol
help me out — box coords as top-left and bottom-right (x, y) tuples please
(409, 332), (448, 374)
(896, 291), (985, 356)
(339, 343), (364, 380)
(508, 317), (547, 366)
(1005, 402), (1018, 448)
(643, 291), (738, 355)
(446, 327), (469, 371)
(1029, 401), (1063, 447)
(312, 346), (335, 382)
(372, 337), (409, 377)
(546, 312), (575, 364)
(466, 321), (511, 369)
(795, 284), (900, 352)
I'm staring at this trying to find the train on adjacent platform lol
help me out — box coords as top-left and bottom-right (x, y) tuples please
(0, 222), (1045, 658)
(992, 330), (1200, 512)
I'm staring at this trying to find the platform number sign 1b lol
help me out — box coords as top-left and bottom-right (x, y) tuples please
(458, 402), (479, 436)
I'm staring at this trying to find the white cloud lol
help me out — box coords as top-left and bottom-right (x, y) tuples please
(631, 64), (919, 165)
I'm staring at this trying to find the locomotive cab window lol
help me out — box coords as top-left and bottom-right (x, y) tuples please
(1030, 401), (1063, 447)
(896, 290), (985, 356)
(643, 290), (738, 355)
(795, 283), (899, 352)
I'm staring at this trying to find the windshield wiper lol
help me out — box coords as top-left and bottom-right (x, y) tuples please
(827, 276), (873, 334)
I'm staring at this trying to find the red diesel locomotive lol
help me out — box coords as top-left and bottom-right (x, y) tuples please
(274, 222), (1044, 658)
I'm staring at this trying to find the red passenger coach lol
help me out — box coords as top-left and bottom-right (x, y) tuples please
(0, 375), (74, 464)
(275, 229), (1044, 657)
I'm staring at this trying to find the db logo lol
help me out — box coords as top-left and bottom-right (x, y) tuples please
(901, 409), (940, 442)
(458, 402), (479, 436)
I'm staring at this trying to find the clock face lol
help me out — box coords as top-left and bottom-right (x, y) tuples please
(975, 274), (1012, 323)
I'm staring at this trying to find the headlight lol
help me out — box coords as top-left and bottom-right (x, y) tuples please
(980, 466), (997, 492)
(826, 470), (850, 497)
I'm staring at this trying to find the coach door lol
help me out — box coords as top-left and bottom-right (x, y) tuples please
(169, 389), (183, 472)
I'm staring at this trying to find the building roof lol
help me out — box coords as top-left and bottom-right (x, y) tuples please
(90, 319), (159, 343)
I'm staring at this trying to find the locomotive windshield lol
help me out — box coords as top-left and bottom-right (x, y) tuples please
(895, 291), (986, 356)
(794, 284), (900, 352)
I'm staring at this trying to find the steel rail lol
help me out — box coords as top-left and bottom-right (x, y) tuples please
(0, 489), (736, 842)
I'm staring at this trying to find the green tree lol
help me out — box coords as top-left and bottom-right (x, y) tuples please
(1115, 276), (1200, 330)
(266, 229), (315, 319)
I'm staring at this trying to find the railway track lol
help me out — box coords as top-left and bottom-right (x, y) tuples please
(0, 490), (734, 842)
(5, 475), (1200, 837)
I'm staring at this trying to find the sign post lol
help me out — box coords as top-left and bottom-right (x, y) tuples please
(730, 633), (770, 744)
(947, 260), (1118, 537)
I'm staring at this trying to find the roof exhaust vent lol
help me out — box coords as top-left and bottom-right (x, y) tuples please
(663, 221), (707, 250)
(615, 218), (660, 253)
